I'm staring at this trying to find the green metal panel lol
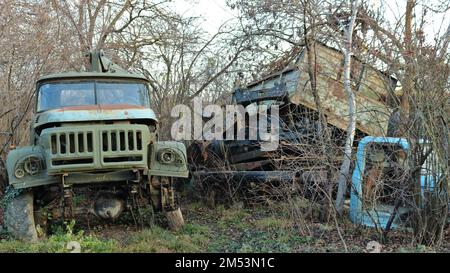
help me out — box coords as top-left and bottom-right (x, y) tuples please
(6, 146), (58, 189)
(63, 170), (139, 185)
(37, 72), (149, 83)
(148, 141), (189, 178)
(37, 50), (149, 83)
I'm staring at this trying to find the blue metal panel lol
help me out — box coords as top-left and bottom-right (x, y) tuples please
(349, 136), (409, 229)
(350, 136), (445, 229)
(34, 108), (157, 128)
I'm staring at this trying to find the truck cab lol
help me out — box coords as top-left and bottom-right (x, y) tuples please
(4, 51), (188, 241)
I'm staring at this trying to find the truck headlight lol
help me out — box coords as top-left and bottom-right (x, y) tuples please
(158, 149), (176, 164)
(14, 168), (25, 178)
(23, 156), (41, 175)
(14, 156), (42, 178)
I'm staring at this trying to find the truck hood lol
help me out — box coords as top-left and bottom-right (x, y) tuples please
(34, 105), (158, 128)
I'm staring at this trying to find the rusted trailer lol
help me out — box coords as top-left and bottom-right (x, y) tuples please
(189, 42), (400, 203)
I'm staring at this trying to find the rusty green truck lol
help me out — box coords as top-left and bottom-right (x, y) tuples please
(4, 51), (188, 241)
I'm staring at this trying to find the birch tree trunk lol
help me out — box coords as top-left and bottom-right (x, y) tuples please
(335, 0), (359, 214)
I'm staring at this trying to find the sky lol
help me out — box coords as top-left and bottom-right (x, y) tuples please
(168, 0), (450, 42)
(168, 0), (237, 34)
(381, 1), (450, 42)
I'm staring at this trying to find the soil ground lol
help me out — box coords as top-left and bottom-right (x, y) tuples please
(0, 198), (449, 253)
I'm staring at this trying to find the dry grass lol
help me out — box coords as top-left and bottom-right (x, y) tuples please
(2, 200), (448, 253)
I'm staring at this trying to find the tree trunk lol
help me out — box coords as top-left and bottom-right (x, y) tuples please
(401, 0), (414, 127)
(303, 3), (335, 221)
(335, 0), (359, 214)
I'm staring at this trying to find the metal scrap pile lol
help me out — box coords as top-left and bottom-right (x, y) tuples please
(188, 42), (400, 204)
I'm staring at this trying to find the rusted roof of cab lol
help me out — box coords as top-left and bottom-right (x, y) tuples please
(37, 71), (149, 83)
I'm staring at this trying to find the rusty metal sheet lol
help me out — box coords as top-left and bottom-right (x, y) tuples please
(242, 43), (398, 136)
(233, 83), (287, 105)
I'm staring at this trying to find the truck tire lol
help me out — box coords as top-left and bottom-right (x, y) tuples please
(4, 190), (38, 241)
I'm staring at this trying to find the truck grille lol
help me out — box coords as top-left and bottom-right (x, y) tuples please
(51, 132), (94, 155)
(44, 125), (149, 172)
(101, 130), (143, 152)
(101, 129), (144, 163)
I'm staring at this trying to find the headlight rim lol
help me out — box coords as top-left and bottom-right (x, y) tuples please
(14, 167), (25, 178)
(23, 156), (42, 175)
(14, 155), (43, 178)
(158, 149), (177, 164)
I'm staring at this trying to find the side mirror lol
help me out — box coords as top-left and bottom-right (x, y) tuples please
(149, 81), (158, 92)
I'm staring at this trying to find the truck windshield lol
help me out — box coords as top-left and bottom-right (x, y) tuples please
(37, 81), (150, 112)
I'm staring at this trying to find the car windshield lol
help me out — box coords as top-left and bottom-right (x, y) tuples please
(37, 81), (150, 112)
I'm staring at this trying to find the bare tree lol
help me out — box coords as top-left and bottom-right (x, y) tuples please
(335, 0), (359, 214)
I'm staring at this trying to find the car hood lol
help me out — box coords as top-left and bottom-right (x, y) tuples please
(34, 105), (158, 128)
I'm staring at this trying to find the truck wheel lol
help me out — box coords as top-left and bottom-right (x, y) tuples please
(4, 190), (38, 241)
